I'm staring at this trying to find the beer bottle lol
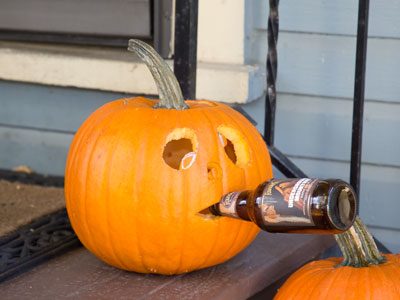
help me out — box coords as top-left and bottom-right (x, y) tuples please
(206, 178), (357, 234)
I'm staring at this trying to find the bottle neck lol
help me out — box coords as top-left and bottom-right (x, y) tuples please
(211, 190), (252, 220)
(235, 190), (252, 221)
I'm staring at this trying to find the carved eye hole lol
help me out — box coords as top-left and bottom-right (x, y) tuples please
(163, 128), (198, 170)
(218, 134), (237, 164)
(217, 126), (250, 168)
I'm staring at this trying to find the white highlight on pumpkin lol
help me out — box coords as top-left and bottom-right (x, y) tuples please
(163, 128), (198, 170)
(217, 125), (250, 168)
(218, 133), (226, 147)
(180, 152), (197, 170)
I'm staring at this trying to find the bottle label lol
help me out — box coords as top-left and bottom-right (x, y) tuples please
(261, 178), (319, 226)
(218, 192), (241, 219)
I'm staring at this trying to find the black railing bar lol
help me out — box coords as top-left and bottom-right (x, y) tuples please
(173, 0), (198, 100)
(232, 105), (307, 177)
(264, 0), (280, 146)
(268, 145), (308, 178)
(230, 106), (307, 178)
(350, 0), (370, 205)
(230, 105), (258, 127)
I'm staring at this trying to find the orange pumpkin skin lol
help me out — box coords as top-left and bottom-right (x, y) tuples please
(65, 97), (272, 275)
(274, 254), (400, 300)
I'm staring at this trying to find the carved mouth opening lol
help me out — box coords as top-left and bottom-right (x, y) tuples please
(197, 207), (212, 215)
(195, 206), (218, 220)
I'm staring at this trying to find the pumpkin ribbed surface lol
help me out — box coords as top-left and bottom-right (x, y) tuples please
(274, 254), (400, 300)
(65, 98), (272, 275)
(274, 217), (400, 299)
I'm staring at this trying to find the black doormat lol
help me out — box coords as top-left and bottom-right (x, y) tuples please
(0, 170), (81, 283)
(0, 209), (81, 283)
(0, 169), (64, 187)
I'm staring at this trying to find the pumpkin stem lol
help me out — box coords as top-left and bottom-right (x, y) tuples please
(128, 39), (189, 110)
(334, 216), (386, 267)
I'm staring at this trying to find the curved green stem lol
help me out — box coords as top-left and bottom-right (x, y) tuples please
(128, 39), (189, 110)
(334, 216), (386, 267)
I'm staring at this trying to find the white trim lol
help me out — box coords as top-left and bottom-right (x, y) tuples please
(198, 0), (245, 64)
(0, 41), (265, 104)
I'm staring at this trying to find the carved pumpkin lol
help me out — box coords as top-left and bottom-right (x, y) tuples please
(65, 40), (272, 275)
(274, 217), (400, 299)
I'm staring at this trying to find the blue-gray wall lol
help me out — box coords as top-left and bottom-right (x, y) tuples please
(272, 1), (400, 252)
(0, 80), (132, 175)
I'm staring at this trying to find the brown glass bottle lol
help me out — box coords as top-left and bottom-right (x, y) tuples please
(208, 178), (357, 234)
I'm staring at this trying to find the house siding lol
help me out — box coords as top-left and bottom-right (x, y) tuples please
(273, 1), (400, 252)
(0, 80), (130, 174)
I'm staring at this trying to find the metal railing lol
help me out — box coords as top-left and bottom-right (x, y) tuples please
(173, 0), (370, 206)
